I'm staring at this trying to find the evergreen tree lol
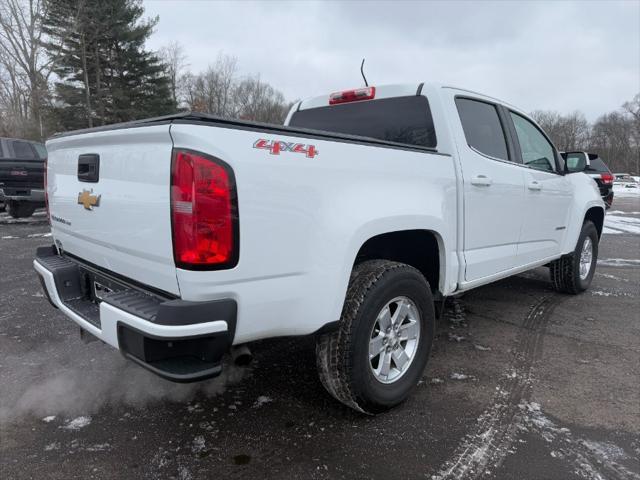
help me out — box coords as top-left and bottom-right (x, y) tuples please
(42, 0), (174, 130)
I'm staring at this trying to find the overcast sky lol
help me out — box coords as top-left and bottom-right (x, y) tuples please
(144, 0), (639, 121)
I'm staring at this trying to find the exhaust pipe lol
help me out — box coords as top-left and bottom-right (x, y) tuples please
(231, 344), (252, 366)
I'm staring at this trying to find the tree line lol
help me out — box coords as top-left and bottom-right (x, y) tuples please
(0, 0), (291, 142)
(531, 97), (639, 174)
(0, 0), (638, 174)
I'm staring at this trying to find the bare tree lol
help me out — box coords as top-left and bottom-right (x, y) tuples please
(530, 110), (590, 151)
(182, 53), (237, 116)
(159, 40), (188, 107)
(233, 75), (290, 123)
(590, 112), (635, 172)
(0, 0), (52, 139)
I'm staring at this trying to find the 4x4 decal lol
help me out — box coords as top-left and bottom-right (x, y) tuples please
(254, 139), (318, 158)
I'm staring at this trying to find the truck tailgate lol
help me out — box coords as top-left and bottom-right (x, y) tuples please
(45, 125), (179, 296)
(0, 158), (43, 192)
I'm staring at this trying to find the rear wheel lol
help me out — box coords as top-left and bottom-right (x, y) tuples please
(550, 220), (598, 294)
(316, 260), (435, 414)
(7, 201), (36, 219)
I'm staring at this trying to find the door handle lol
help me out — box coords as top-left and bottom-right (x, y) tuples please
(470, 175), (492, 187)
(528, 181), (542, 191)
(78, 154), (100, 183)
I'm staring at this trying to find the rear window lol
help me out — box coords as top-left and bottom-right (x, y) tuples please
(586, 157), (610, 173)
(11, 140), (37, 160)
(289, 96), (437, 148)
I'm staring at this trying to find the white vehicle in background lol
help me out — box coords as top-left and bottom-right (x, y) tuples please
(34, 83), (604, 414)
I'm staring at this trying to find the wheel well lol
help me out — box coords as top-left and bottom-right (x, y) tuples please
(585, 207), (604, 239)
(354, 230), (441, 294)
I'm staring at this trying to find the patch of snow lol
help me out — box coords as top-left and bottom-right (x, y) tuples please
(42, 415), (56, 423)
(44, 442), (60, 451)
(27, 232), (52, 238)
(613, 183), (640, 198)
(597, 273), (622, 281)
(61, 416), (91, 430)
(85, 443), (111, 452)
(186, 403), (203, 413)
(474, 344), (491, 351)
(591, 290), (614, 296)
(429, 377), (445, 385)
(449, 372), (473, 381)
(448, 333), (466, 342)
(580, 440), (628, 462)
(604, 214), (640, 235)
(598, 258), (640, 267)
(602, 227), (622, 235)
(177, 465), (192, 480)
(191, 435), (206, 454)
(253, 395), (273, 408)
(608, 210), (640, 215)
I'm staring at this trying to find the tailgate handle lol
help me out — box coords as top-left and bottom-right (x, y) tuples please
(78, 154), (100, 183)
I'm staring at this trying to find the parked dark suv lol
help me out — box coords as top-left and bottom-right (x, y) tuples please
(0, 137), (46, 218)
(564, 151), (614, 208)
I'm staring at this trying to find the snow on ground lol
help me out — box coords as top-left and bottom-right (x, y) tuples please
(604, 213), (640, 235)
(613, 182), (640, 198)
(61, 416), (92, 430)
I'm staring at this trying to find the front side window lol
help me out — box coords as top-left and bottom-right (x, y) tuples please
(456, 98), (509, 161)
(510, 113), (556, 172)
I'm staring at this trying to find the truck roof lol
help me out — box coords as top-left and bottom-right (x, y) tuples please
(296, 82), (519, 112)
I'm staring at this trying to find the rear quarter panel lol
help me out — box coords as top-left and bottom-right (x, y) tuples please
(170, 123), (458, 343)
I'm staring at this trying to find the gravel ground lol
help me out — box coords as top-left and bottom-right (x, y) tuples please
(1, 197), (638, 480)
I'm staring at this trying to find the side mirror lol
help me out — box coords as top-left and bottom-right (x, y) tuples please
(564, 152), (590, 173)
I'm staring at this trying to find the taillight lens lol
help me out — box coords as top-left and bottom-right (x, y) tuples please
(44, 156), (50, 225)
(171, 149), (238, 270)
(329, 86), (376, 105)
(600, 173), (614, 185)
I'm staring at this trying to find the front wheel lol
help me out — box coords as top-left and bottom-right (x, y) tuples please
(550, 220), (599, 294)
(316, 260), (435, 414)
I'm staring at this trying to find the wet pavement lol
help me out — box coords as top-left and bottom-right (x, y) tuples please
(1, 198), (639, 480)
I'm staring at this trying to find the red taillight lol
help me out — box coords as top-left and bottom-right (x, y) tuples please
(329, 86), (376, 105)
(171, 149), (238, 270)
(44, 157), (50, 225)
(600, 173), (614, 185)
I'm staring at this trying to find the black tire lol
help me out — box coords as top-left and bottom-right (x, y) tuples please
(550, 220), (598, 294)
(7, 201), (36, 219)
(316, 260), (435, 414)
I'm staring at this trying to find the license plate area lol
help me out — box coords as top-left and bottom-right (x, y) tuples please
(79, 268), (126, 305)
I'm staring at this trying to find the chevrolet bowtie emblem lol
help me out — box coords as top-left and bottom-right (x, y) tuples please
(78, 189), (101, 210)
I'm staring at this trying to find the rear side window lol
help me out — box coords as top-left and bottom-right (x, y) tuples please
(12, 140), (37, 160)
(456, 98), (509, 161)
(289, 96), (437, 148)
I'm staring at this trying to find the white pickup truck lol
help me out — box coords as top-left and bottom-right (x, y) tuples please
(34, 83), (604, 414)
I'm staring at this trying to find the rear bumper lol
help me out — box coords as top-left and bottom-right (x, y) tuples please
(0, 187), (45, 202)
(33, 246), (236, 382)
